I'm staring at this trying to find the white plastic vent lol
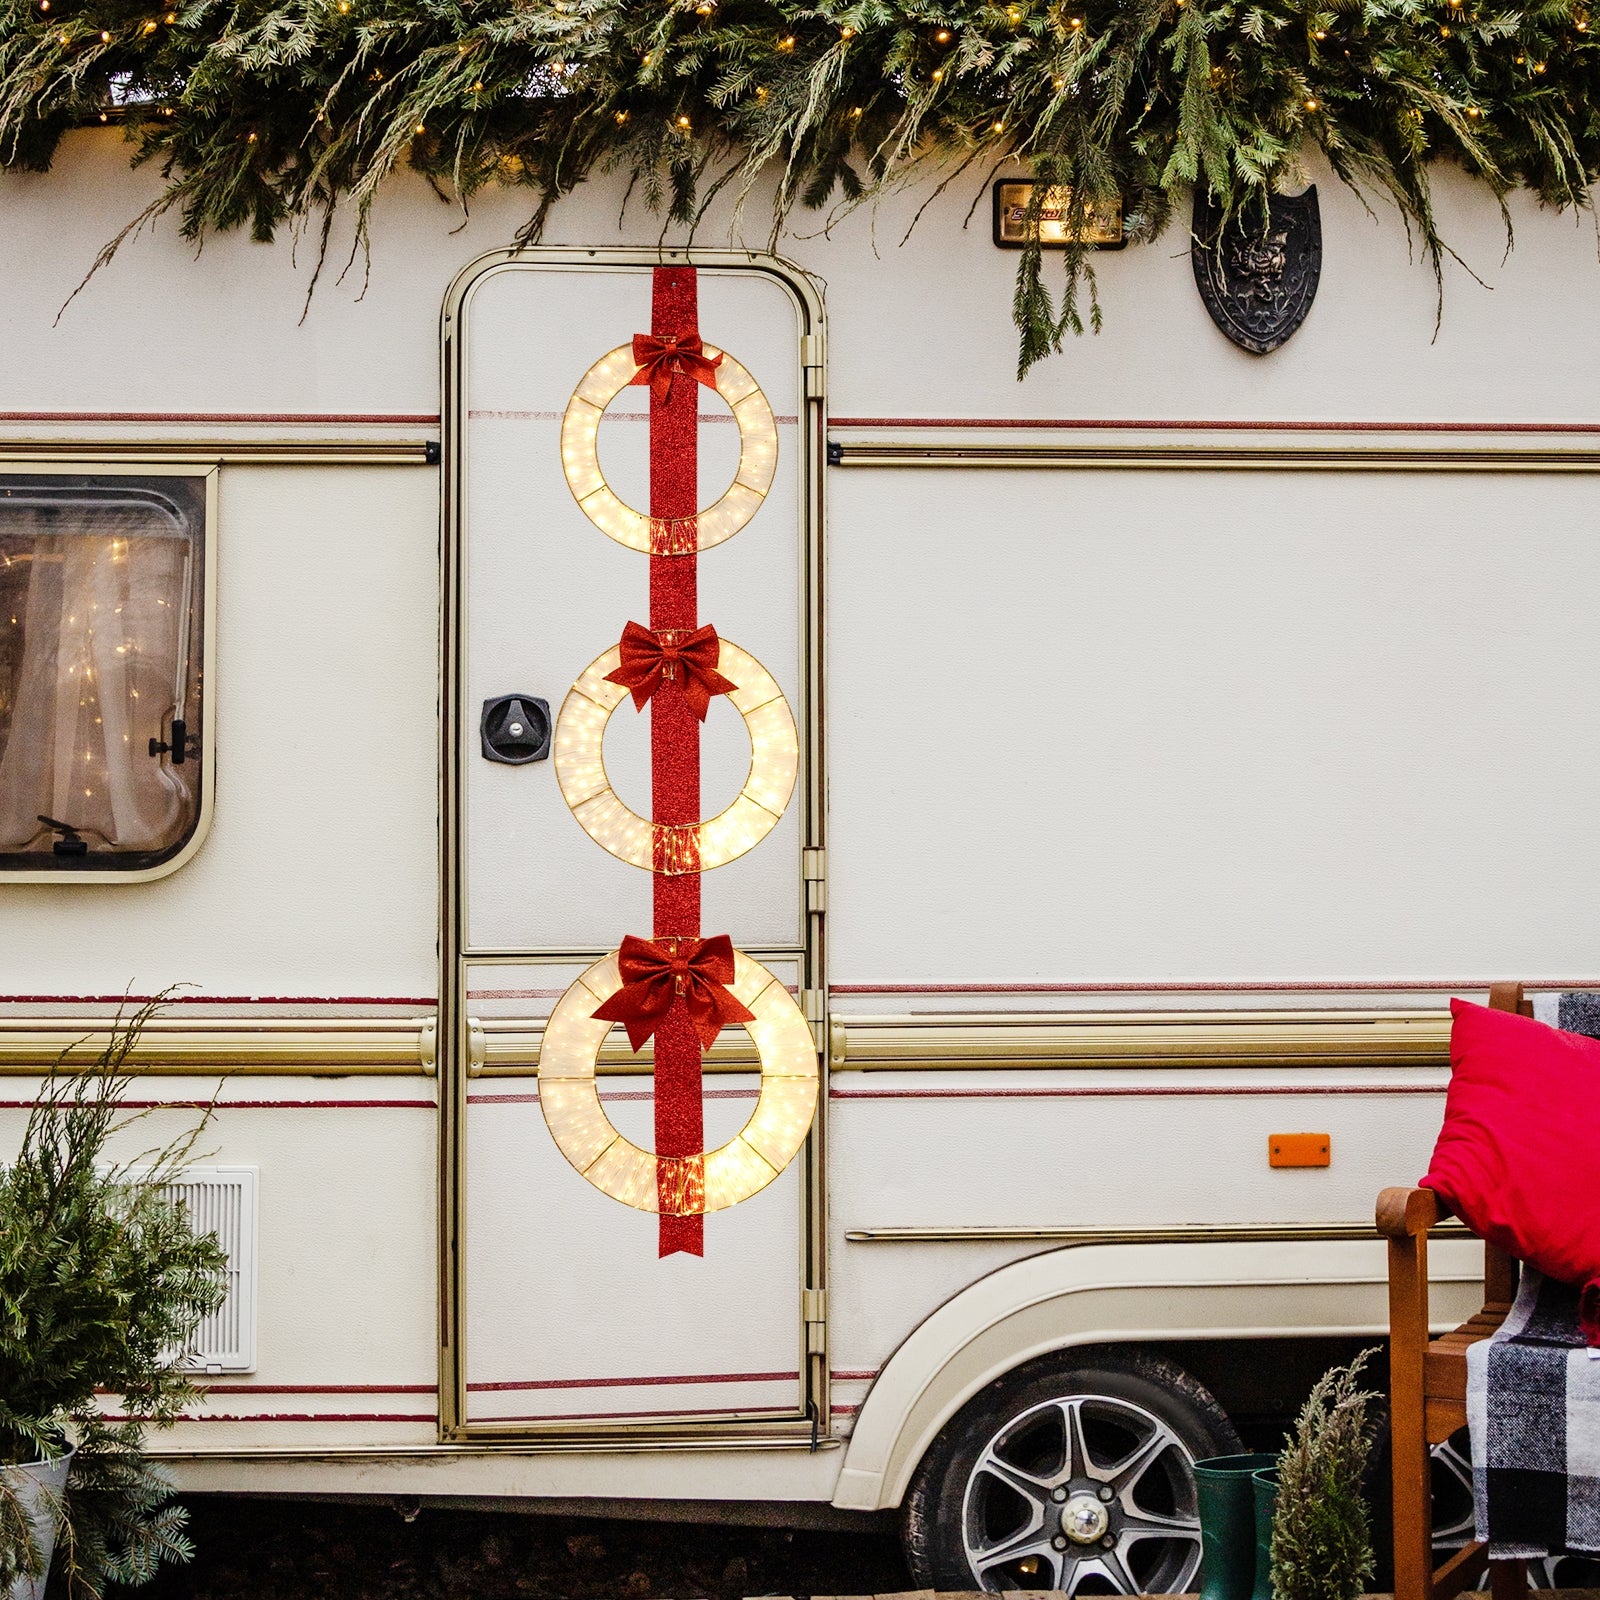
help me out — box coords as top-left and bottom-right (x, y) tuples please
(151, 1166), (258, 1374)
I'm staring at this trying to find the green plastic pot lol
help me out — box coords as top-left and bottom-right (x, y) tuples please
(1193, 1452), (1278, 1600)
(1251, 1465), (1280, 1600)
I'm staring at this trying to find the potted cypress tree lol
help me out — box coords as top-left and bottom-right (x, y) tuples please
(0, 1002), (227, 1599)
(1268, 1350), (1382, 1600)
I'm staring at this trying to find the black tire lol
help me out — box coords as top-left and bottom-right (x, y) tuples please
(902, 1346), (1242, 1594)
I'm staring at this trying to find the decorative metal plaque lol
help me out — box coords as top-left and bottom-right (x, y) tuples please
(1190, 186), (1321, 354)
(993, 181), (1125, 249)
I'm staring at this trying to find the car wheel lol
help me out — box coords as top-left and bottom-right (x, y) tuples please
(902, 1347), (1243, 1594)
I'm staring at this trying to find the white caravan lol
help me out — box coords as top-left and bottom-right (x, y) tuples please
(0, 126), (1595, 1594)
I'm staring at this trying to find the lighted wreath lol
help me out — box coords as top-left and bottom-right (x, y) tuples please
(2, 0), (1596, 372)
(540, 265), (814, 1254)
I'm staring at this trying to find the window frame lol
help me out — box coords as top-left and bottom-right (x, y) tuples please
(0, 460), (218, 884)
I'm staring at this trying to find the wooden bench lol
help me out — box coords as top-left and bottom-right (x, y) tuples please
(1377, 979), (1531, 1600)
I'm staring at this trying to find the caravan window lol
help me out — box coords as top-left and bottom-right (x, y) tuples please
(0, 473), (208, 873)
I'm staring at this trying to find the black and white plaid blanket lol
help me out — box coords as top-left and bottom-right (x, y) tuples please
(1466, 1247), (1600, 1556)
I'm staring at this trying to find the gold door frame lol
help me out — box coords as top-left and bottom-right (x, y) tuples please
(437, 248), (829, 1445)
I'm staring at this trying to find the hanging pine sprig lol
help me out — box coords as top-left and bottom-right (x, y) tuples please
(0, 0), (1594, 371)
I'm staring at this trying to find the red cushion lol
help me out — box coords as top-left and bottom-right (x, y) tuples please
(1423, 997), (1600, 1343)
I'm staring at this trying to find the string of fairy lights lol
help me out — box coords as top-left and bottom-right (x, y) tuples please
(1, 0), (1594, 366)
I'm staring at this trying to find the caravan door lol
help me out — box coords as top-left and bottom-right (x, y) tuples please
(440, 251), (826, 1440)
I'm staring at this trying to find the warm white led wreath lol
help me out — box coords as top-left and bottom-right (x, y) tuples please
(553, 637), (798, 873)
(539, 948), (819, 1214)
(560, 343), (779, 554)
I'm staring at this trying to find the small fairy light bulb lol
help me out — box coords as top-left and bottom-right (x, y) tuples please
(1466, 104), (1480, 115)
(1069, 14), (1083, 25)
(934, 27), (951, 41)
(1440, 23), (1450, 32)
(414, 121), (426, 134)
(841, 24), (854, 36)
(165, 9), (175, 17)
(1304, 95), (1319, 109)
(849, 104), (862, 116)
(98, 110), (107, 121)
(991, 119), (1005, 132)
(755, 84), (767, 97)
(1053, 74), (1064, 86)
(931, 66), (943, 79)
(99, 28), (110, 39)
(677, 113), (690, 126)
(1515, 52), (1525, 61)
(247, 129), (257, 141)
(1314, 27), (1326, 38)
(695, 1), (713, 12)
(778, 32), (795, 47)
(1534, 57), (1547, 69)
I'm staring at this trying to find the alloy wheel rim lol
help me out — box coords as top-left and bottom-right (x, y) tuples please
(960, 1392), (1202, 1593)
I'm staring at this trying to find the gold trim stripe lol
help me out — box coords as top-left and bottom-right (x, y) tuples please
(844, 1220), (1470, 1244)
(0, 440), (436, 466)
(0, 1016), (436, 1075)
(467, 1008), (1452, 1076)
(474, 1017), (758, 1077)
(828, 441), (1600, 471)
(828, 1009), (1451, 1070)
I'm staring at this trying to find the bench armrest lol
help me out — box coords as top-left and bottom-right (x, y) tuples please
(1377, 1185), (1451, 1240)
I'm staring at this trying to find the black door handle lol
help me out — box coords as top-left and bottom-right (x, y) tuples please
(480, 694), (551, 764)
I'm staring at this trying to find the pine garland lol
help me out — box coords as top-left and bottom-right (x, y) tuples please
(0, 0), (1595, 371)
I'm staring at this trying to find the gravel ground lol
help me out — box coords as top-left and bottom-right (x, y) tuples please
(135, 1499), (914, 1600)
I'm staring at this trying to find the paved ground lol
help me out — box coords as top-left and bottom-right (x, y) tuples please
(137, 1498), (914, 1600)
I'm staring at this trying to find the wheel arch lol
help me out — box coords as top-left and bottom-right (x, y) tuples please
(831, 1236), (1483, 1512)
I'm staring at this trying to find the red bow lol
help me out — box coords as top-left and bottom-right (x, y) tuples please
(592, 934), (756, 1052)
(630, 332), (723, 404)
(603, 621), (739, 721)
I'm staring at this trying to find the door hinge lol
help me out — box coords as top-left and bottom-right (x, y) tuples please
(802, 847), (826, 913)
(801, 334), (825, 400)
(417, 1018), (438, 1076)
(800, 987), (827, 1051)
(802, 1287), (827, 1353)
(466, 1018), (487, 1077)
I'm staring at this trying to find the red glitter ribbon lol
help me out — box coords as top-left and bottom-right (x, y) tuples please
(604, 621), (739, 721)
(591, 934), (755, 1053)
(647, 268), (706, 1255)
(630, 331), (723, 404)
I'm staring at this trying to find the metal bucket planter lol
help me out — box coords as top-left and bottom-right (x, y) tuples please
(2, 1447), (73, 1600)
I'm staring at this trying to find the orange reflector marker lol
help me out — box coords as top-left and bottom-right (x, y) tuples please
(1269, 1132), (1331, 1168)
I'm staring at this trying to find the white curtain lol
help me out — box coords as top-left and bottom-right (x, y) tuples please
(0, 502), (195, 855)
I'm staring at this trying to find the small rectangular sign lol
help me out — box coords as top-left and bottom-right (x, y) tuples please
(992, 180), (1125, 249)
(1269, 1133), (1332, 1168)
